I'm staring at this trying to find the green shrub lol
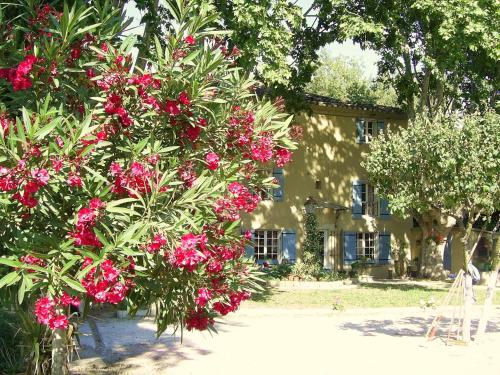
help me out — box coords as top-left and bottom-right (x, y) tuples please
(0, 310), (25, 374)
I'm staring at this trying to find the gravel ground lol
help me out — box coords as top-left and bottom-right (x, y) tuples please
(71, 305), (500, 375)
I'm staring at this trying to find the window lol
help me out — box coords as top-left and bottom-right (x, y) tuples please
(361, 183), (378, 216)
(356, 119), (384, 144)
(254, 230), (280, 261)
(357, 232), (376, 260)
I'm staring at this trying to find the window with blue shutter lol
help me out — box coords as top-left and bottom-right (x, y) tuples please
(378, 232), (391, 264)
(272, 168), (284, 202)
(379, 198), (390, 219)
(352, 181), (363, 218)
(343, 232), (357, 264)
(281, 229), (296, 263)
(356, 119), (365, 144)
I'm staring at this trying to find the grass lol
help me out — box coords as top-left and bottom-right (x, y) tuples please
(0, 310), (25, 374)
(245, 282), (500, 309)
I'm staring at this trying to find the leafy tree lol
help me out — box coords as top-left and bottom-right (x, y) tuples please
(306, 0), (500, 117)
(134, 0), (499, 114)
(0, 0), (295, 373)
(306, 50), (398, 107)
(364, 110), (499, 340)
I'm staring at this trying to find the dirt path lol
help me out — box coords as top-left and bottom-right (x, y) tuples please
(71, 306), (500, 375)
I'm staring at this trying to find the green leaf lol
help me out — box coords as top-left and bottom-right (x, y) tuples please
(0, 271), (20, 288)
(61, 276), (86, 293)
(0, 258), (22, 268)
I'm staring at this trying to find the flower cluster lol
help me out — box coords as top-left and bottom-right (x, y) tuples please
(69, 198), (106, 248)
(20, 254), (45, 272)
(80, 257), (132, 304)
(0, 55), (37, 91)
(213, 182), (260, 222)
(146, 233), (168, 254)
(168, 233), (208, 272)
(110, 160), (164, 197)
(185, 308), (214, 331)
(213, 291), (251, 316)
(34, 292), (79, 330)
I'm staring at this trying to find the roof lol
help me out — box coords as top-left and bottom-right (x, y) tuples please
(304, 93), (405, 114)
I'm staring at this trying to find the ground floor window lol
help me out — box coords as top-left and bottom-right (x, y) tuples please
(254, 230), (280, 261)
(357, 232), (376, 260)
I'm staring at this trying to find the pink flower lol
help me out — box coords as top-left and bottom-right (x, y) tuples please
(78, 207), (96, 225)
(178, 91), (191, 106)
(67, 174), (83, 188)
(184, 35), (196, 45)
(146, 233), (167, 253)
(184, 125), (201, 142)
(244, 230), (252, 240)
(57, 292), (80, 307)
(205, 152), (220, 171)
(251, 135), (274, 163)
(164, 100), (181, 116)
(31, 168), (49, 186)
(195, 288), (212, 307)
(170, 246), (206, 272)
(185, 309), (213, 331)
(101, 259), (120, 282)
(89, 197), (105, 210)
(34, 297), (55, 325)
(275, 147), (292, 167)
(49, 315), (69, 330)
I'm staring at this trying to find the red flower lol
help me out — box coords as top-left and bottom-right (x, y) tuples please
(275, 147), (292, 167)
(49, 315), (69, 330)
(205, 152), (220, 171)
(178, 91), (191, 106)
(184, 35), (196, 45)
(67, 174), (83, 188)
(195, 287), (212, 307)
(165, 100), (181, 116)
(185, 309), (213, 331)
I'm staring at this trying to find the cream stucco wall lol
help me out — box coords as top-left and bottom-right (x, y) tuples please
(241, 103), (415, 277)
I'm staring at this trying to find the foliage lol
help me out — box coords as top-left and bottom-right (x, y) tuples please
(0, 310), (25, 374)
(134, 0), (499, 114)
(363, 111), (499, 222)
(317, 0), (500, 117)
(0, 0), (295, 372)
(290, 252), (322, 281)
(364, 110), (499, 277)
(261, 262), (293, 280)
(306, 51), (398, 107)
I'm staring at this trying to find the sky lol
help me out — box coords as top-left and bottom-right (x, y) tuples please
(124, 0), (380, 80)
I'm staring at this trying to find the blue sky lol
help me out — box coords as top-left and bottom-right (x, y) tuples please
(124, 0), (380, 80)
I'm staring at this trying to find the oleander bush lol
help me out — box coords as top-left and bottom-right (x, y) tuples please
(0, 0), (296, 373)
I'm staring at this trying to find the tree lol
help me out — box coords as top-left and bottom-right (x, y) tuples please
(306, 50), (398, 107)
(363, 110), (499, 341)
(305, 0), (500, 117)
(0, 0), (296, 373)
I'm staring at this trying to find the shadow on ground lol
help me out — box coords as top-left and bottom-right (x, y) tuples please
(358, 282), (448, 292)
(339, 315), (500, 339)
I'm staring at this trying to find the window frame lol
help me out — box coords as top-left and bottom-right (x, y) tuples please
(360, 182), (379, 217)
(356, 232), (378, 261)
(254, 229), (281, 261)
(357, 118), (384, 144)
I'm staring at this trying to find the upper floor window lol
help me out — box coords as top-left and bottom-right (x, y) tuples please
(352, 180), (390, 219)
(356, 119), (385, 144)
(360, 183), (378, 216)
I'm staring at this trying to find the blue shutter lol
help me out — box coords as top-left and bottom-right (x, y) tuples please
(377, 121), (385, 135)
(272, 168), (284, 202)
(378, 232), (391, 264)
(443, 234), (452, 271)
(352, 181), (363, 218)
(244, 230), (255, 260)
(281, 229), (296, 263)
(379, 198), (390, 219)
(356, 119), (365, 144)
(343, 232), (357, 264)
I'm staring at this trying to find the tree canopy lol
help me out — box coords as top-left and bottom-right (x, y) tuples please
(306, 50), (398, 107)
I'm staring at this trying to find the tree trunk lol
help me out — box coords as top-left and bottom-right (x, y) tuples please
(462, 273), (473, 342)
(475, 238), (500, 341)
(51, 329), (68, 375)
(418, 210), (455, 279)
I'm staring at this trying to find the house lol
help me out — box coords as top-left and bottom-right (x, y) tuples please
(241, 94), (412, 278)
(241, 93), (498, 278)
